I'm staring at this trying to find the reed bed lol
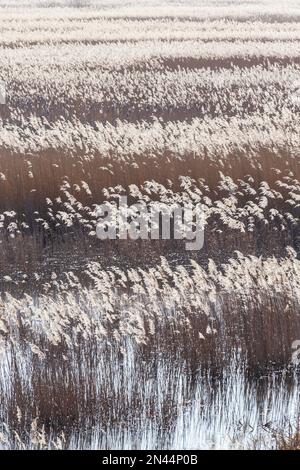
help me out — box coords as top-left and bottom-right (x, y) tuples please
(0, 254), (300, 448)
(1, 0), (300, 450)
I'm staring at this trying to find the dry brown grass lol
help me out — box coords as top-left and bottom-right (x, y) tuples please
(1, 0), (300, 450)
(0, 148), (299, 214)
